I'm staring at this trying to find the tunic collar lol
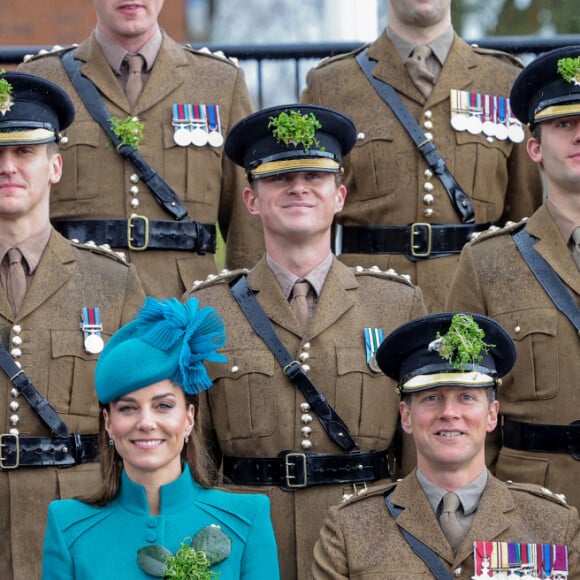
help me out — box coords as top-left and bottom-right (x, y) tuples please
(117, 463), (202, 515)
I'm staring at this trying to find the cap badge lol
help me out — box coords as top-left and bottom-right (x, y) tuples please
(0, 73), (14, 117)
(268, 109), (323, 152)
(557, 56), (580, 87)
(429, 313), (494, 371)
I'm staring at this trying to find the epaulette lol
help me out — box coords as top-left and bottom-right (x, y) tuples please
(312, 43), (369, 70)
(505, 480), (569, 507)
(21, 44), (76, 64)
(69, 240), (129, 265)
(338, 479), (398, 507)
(471, 45), (524, 68)
(183, 44), (240, 68)
(469, 217), (528, 245)
(352, 264), (415, 288)
(189, 268), (250, 292)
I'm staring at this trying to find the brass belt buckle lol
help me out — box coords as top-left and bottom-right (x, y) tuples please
(0, 434), (19, 469)
(410, 222), (432, 258)
(127, 214), (150, 251)
(284, 452), (307, 488)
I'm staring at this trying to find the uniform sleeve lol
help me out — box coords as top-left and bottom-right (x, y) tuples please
(42, 503), (74, 580)
(445, 243), (487, 314)
(119, 263), (146, 325)
(566, 506), (580, 577)
(312, 505), (350, 579)
(219, 67), (265, 271)
(240, 495), (280, 580)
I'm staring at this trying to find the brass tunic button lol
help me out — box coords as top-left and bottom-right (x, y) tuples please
(423, 194), (434, 205)
(424, 169), (433, 179)
(302, 342), (311, 350)
(424, 132), (433, 141)
(12, 325), (21, 334)
(514, 326), (521, 334)
(424, 208), (434, 218)
(298, 352), (310, 362)
(301, 414), (313, 424)
(130, 198), (140, 209)
(299, 403), (310, 413)
(130, 185), (139, 196)
(301, 439), (313, 450)
(10, 414), (19, 426)
(231, 365), (239, 373)
(424, 110), (432, 119)
(9, 428), (19, 436)
(423, 120), (433, 130)
(9, 401), (19, 412)
(301, 426), (312, 436)
(11, 336), (22, 346)
(356, 132), (365, 140)
(130, 174), (139, 184)
(423, 182), (434, 192)
(59, 135), (69, 145)
(10, 388), (19, 398)
(301, 364), (310, 373)
(10, 348), (22, 358)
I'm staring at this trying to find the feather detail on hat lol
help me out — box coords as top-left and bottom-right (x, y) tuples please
(136, 297), (227, 395)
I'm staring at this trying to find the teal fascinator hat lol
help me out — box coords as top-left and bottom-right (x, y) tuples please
(95, 297), (227, 404)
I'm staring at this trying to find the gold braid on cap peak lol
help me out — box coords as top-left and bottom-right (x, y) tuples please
(0, 128), (55, 143)
(250, 157), (340, 179)
(534, 103), (580, 122)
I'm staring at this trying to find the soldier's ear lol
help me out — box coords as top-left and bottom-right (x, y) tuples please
(242, 186), (259, 216)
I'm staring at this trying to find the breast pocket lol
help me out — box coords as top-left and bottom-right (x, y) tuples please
(348, 122), (399, 201)
(48, 330), (105, 418)
(56, 122), (102, 201)
(454, 131), (512, 211)
(494, 308), (559, 402)
(207, 348), (277, 440)
(335, 346), (397, 440)
(162, 124), (222, 208)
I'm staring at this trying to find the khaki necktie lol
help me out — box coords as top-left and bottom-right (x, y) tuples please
(290, 281), (311, 328)
(6, 248), (26, 314)
(439, 492), (464, 551)
(125, 54), (145, 106)
(572, 227), (580, 270)
(405, 45), (435, 99)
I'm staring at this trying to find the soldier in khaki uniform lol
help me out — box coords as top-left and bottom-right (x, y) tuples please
(300, 0), (542, 313)
(313, 313), (580, 579)
(18, 0), (263, 299)
(447, 46), (580, 509)
(185, 104), (426, 579)
(0, 72), (146, 580)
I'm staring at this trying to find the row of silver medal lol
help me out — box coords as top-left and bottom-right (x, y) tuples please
(450, 90), (525, 144)
(173, 122), (224, 148)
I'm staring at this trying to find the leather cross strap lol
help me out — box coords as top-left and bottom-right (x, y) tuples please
(356, 49), (475, 224)
(0, 342), (70, 438)
(61, 50), (189, 221)
(385, 489), (454, 579)
(229, 275), (359, 453)
(512, 229), (580, 331)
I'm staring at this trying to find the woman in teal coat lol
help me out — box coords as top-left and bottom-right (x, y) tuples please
(42, 297), (280, 579)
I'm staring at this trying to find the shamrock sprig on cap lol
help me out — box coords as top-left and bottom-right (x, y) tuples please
(429, 313), (495, 371)
(0, 70), (14, 116)
(557, 56), (580, 86)
(138, 524), (231, 579)
(109, 115), (144, 149)
(268, 109), (323, 152)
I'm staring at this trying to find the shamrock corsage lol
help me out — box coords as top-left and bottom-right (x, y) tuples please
(0, 71), (14, 116)
(109, 115), (144, 149)
(138, 524), (232, 579)
(428, 313), (495, 371)
(268, 109), (323, 152)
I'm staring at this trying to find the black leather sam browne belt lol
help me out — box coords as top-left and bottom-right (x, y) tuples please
(53, 217), (217, 253)
(503, 418), (580, 460)
(223, 449), (391, 491)
(334, 222), (491, 260)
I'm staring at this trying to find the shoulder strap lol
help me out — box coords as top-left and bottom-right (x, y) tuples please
(229, 275), (359, 453)
(385, 490), (454, 580)
(0, 342), (70, 438)
(512, 229), (580, 331)
(61, 50), (188, 221)
(355, 50), (474, 224)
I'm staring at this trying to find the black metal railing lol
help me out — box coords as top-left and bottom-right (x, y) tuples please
(3, 35), (580, 108)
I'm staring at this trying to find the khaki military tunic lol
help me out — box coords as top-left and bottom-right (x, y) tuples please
(312, 471), (580, 579)
(301, 31), (543, 313)
(0, 230), (145, 580)
(187, 257), (426, 580)
(19, 32), (263, 299)
(446, 206), (580, 508)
